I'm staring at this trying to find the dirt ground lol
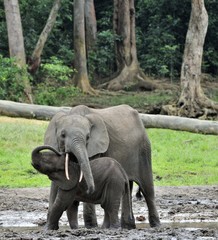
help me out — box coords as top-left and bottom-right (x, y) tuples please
(0, 185), (217, 239)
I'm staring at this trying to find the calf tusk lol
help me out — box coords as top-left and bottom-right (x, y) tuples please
(79, 170), (83, 183)
(65, 153), (70, 180)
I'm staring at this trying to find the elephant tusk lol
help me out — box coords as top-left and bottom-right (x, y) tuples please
(65, 153), (70, 180)
(79, 170), (83, 183)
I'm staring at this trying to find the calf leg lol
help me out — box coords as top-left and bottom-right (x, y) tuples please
(101, 183), (122, 229)
(67, 201), (79, 229)
(83, 203), (98, 228)
(46, 189), (75, 230)
(101, 210), (110, 229)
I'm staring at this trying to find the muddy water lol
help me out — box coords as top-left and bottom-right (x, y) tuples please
(0, 186), (217, 239)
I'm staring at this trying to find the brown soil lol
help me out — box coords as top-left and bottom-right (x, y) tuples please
(0, 185), (217, 239)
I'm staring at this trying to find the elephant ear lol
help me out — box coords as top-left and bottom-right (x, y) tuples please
(44, 111), (67, 150)
(69, 105), (91, 116)
(86, 114), (109, 158)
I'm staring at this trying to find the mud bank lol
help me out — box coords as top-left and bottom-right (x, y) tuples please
(0, 186), (217, 239)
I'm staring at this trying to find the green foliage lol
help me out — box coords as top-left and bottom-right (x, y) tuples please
(0, 117), (217, 188)
(1, 0), (218, 85)
(21, 0), (74, 65)
(0, 55), (27, 101)
(88, 30), (120, 84)
(204, 0), (218, 75)
(33, 57), (80, 105)
(40, 57), (75, 82)
(136, 0), (189, 79)
(0, 2), (8, 57)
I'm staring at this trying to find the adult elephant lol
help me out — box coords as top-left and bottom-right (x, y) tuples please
(44, 104), (160, 228)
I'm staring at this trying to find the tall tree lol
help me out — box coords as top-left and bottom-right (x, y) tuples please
(73, 0), (95, 94)
(177, 0), (218, 118)
(4, 0), (32, 103)
(106, 0), (157, 91)
(85, 0), (97, 51)
(28, 0), (61, 74)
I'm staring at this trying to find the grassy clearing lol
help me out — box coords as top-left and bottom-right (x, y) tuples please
(0, 117), (217, 188)
(149, 129), (218, 186)
(63, 90), (175, 111)
(0, 117), (49, 188)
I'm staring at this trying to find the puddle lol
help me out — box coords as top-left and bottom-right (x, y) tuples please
(0, 209), (217, 230)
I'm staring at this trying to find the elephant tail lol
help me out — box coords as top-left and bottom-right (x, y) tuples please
(120, 170), (136, 229)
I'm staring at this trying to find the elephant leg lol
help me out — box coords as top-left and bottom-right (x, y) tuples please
(46, 189), (76, 230)
(67, 201), (79, 229)
(103, 206), (120, 229)
(137, 158), (160, 227)
(121, 186), (136, 229)
(47, 181), (58, 223)
(83, 203), (98, 228)
(46, 202), (63, 230)
(101, 210), (110, 229)
(101, 188), (121, 229)
(108, 211), (120, 229)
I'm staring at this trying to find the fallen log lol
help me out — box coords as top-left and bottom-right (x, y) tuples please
(0, 100), (71, 120)
(0, 100), (217, 135)
(139, 114), (218, 135)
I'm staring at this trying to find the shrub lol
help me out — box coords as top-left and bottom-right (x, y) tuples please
(33, 56), (80, 105)
(0, 55), (27, 101)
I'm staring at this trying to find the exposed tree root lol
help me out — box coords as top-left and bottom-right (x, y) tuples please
(104, 64), (158, 92)
(162, 94), (218, 120)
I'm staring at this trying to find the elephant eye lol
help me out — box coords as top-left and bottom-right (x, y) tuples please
(61, 130), (66, 138)
(86, 134), (90, 142)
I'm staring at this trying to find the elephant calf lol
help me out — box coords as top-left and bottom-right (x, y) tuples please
(31, 145), (136, 230)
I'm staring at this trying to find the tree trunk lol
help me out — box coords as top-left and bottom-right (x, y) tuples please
(4, 0), (33, 103)
(85, 0), (97, 51)
(106, 0), (157, 91)
(170, 0), (218, 118)
(28, 0), (61, 74)
(73, 0), (95, 94)
(0, 100), (217, 135)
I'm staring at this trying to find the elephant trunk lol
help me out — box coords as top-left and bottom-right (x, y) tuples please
(68, 144), (95, 194)
(31, 145), (62, 172)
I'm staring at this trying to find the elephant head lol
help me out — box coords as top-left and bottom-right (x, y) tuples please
(31, 145), (83, 191)
(44, 110), (110, 194)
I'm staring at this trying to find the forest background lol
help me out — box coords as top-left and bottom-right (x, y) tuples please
(0, 0), (217, 116)
(0, 0), (217, 188)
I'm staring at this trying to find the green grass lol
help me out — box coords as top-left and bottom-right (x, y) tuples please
(149, 129), (218, 186)
(0, 117), (50, 188)
(0, 117), (217, 188)
(63, 90), (175, 111)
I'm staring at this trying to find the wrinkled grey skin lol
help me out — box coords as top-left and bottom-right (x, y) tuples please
(32, 145), (136, 230)
(44, 104), (160, 228)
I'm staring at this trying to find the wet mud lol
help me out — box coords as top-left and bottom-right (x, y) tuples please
(0, 186), (217, 239)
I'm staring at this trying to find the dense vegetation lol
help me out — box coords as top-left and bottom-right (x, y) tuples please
(0, 0), (217, 104)
(0, 117), (217, 188)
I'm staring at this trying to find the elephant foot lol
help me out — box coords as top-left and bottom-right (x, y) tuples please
(44, 223), (59, 231)
(149, 215), (161, 228)
(121, 221), (136, 230)
(85, 222), (98, 229)
(69, 223), (79, 229)
(121, 217), (136, 230)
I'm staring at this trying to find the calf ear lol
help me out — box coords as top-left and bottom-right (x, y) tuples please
(48, 172), (75, 191)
